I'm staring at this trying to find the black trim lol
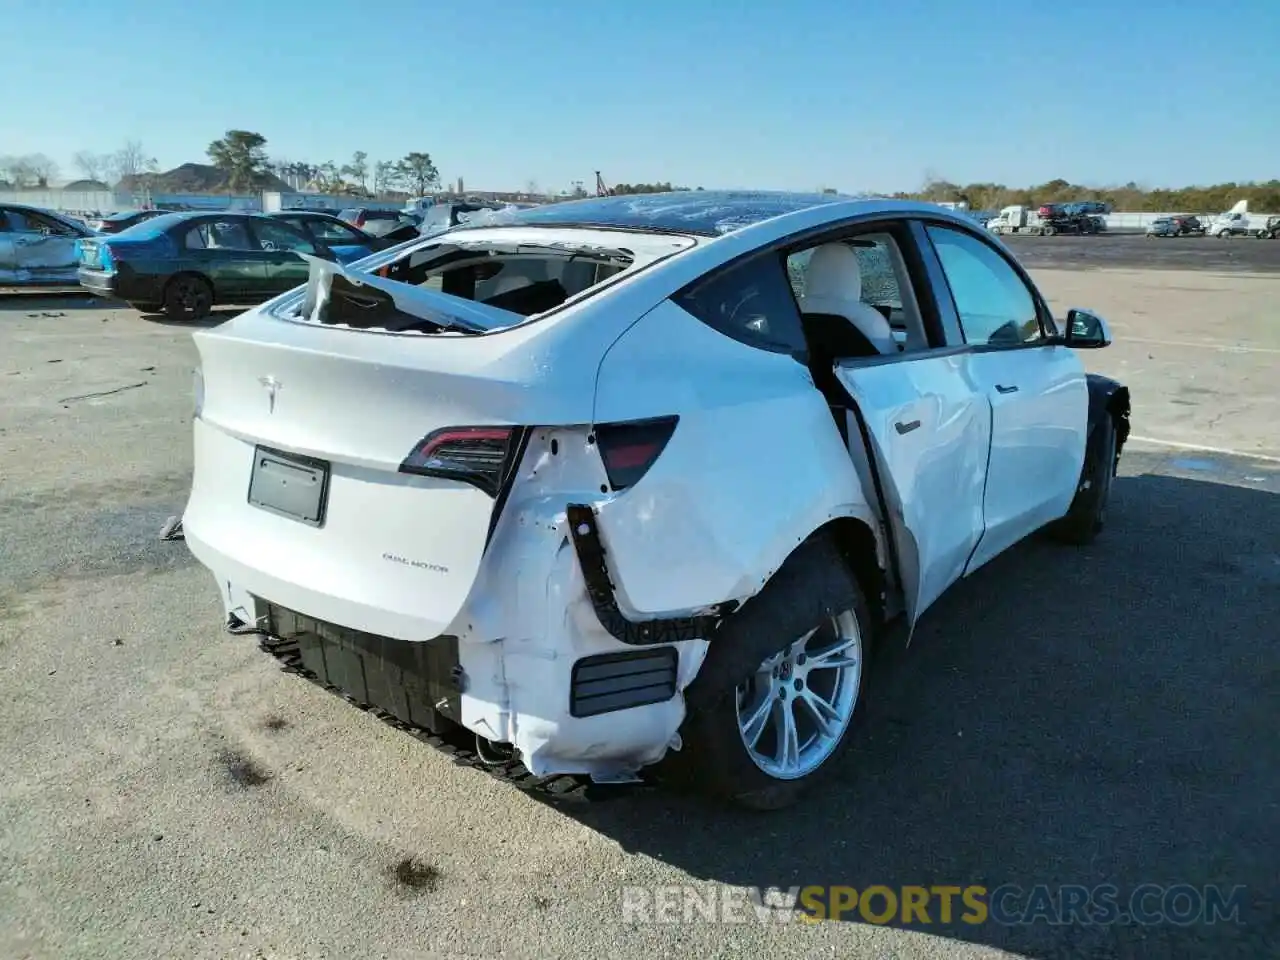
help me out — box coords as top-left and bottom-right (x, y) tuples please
(842, 403), (907, 603)
(485, 427), (531, 547)
(565, 503), (735, 645)
(569, 647), (679, 717)
(1085, 373), (1131, 455)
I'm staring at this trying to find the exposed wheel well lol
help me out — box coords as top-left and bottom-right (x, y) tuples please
(1107, 386), (1131, 456)
(818, 516), (885, 624)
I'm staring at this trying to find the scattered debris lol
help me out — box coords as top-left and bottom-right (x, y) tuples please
(217, 748), (273, 788)
(111, 638), (125, 647)
(46, 358), (63, 364)
(153, 833), (164, 842)
(259, 715), (290, 732)
(159, 516), (184, 541)
(532, 893), (553, 911)
(141, 366), (156, 372)
(389, 856), (442, 893)
(58, 381), (147, 404)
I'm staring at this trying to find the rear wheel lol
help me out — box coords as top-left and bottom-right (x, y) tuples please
(163, 274), (213, 321)
(1043, 225), (1056, 236)
(666, 535), (872, 811)
(1049, 415), (1117, 545)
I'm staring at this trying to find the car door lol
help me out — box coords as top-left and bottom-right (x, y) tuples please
(920, 222), (1088, 573)
(247, 218), (323, 294)
(0, 209), (16, 280)
(7, 209), (83, 282)
(813, 224), (993, 629)
(181, 218), (267, 300)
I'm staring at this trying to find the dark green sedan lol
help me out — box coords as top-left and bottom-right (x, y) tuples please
(76, 211), (340, 320)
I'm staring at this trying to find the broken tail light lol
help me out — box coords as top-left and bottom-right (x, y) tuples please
(594, 416), (678, 491)
(399, 426), (520, 496)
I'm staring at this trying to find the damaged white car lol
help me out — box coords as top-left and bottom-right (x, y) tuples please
(183, 192), (1130, 810)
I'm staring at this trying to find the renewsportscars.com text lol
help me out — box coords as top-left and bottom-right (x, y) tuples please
(620, 883), (1247, 926)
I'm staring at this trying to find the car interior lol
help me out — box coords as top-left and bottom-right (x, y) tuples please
(788, 232), (930, 359)
(378, 246), (631, 318)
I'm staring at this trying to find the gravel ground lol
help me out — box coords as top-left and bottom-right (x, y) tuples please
(1, 259), (1278, 960)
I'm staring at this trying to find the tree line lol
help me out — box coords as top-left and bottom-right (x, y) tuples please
(0, 142), (157, 189)
(5, 137), (1273, 211)
(900, 177), (1280, 214)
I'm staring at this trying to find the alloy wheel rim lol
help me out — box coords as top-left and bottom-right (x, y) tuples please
(735, 610), (862, 780)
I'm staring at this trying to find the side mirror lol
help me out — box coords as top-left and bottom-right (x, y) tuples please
(1063, 308), (1112, 349)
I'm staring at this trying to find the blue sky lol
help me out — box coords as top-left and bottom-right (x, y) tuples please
(8, 0), (1278, 192)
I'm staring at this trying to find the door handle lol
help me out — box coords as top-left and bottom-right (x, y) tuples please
(995, 384), (1019, 394)
(894, 419), (921, 435)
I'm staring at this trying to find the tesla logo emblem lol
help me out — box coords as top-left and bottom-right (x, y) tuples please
(259, 376), (281, 413)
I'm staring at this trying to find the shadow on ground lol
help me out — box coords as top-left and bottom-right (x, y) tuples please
(555, 471), (1279, 959)
(0, 290), (116, 311)
(141, 308), (241, 328)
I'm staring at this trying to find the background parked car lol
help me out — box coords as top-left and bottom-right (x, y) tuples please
(0, 203), (98, 286)
(336, 208), (420, 238)
(1145, 217), (1180, 237)
(265, 211), (397, 263)
(76, 211), (337, 320)
(88, 209), (172, 234)
(1171, 215), (1205, 236)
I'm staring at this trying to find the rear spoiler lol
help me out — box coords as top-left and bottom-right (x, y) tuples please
(297, 254), (521, 333)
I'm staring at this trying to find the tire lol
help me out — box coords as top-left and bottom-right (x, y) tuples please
(162, 274), (213, 321)
(1043, 225), (1056, 236)
(1049, 415), (1117, 545)
(128, 301), (163, 314)
(664, 534), (873, 811)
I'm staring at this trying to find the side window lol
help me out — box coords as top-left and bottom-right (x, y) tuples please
(190, 220), (258, 252)
(252, 220), (316, 254)
(184, 223), (210, 250)
(308, 219), (363, 244)
(675, 252), (806, 355)
(0, 210), (10, 233)
(11, 210), (75, 236)
(926, 225), (1043, 345)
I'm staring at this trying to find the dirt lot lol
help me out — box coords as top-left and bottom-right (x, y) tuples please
(1, 259), (1277, 960)
(1006, 231), (1280, 274)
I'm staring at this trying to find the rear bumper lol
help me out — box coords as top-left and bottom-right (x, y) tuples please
(77, 266), (164, 303)
(206, 572), (706, 781)
(184, 419), (711, 779)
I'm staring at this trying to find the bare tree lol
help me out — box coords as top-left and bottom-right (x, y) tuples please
(373, 160), (401, 196)
(106, 140), (153, 185)
(524, 179), (540, 198)
(72, 151), (108, 183)
(341, 151), (369, 193)
(0, 156), (35, 187)
(27, 154), (60, 187)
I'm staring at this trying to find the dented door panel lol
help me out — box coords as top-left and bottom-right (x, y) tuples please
(591, 300), (882, 617)
(835, 353), (991, 627)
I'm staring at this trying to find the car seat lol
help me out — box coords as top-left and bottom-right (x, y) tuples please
(799, 243), (897, 358)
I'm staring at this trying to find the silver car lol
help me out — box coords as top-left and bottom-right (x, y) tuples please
(1145, 218), (1179, 238)
(0, 203), (99, 285)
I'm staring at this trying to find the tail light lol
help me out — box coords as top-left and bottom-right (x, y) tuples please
(399, 426), (522, 496)
(99, 244), (115, 271)
(594, 416), (678, 490)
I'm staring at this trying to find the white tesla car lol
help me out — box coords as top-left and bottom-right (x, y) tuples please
(183, 192), (1131, 810)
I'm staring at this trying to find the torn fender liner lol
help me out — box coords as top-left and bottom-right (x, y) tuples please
(565, 503), (736, 645)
